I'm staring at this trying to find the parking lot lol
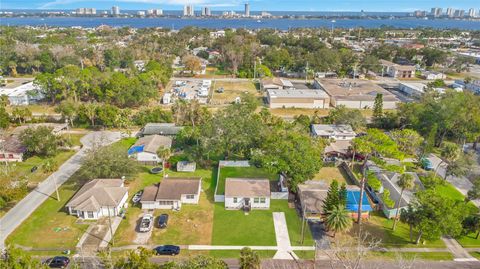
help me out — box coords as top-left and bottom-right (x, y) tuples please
(165, 79), (211, 104)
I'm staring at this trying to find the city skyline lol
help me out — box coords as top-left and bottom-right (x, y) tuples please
(1, 0), (479, 12)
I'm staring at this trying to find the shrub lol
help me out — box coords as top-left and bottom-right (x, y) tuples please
(381, 189), (395, 208)
(367, 172), (382, 192)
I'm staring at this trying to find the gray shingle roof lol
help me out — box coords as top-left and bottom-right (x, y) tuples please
(141, 123), (183, 136)
(66, 179), (128, 211)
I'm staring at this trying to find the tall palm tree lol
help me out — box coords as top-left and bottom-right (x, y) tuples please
(434, 142), (461, 179)
(325, 205), (352, 238)
(156, 146), (171, 178)
(392, 173), (415, 231)
(43, 158), (60, 201)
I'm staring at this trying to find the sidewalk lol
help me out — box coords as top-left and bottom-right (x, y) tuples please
(442, 236), (478, 262)
(272, 212), (299, 260)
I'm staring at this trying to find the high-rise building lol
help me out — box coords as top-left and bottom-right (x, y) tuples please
(183, 4), (194, 16)
(454, 9), (465, 18)
(111, 6), (120, 16)
(202, 7), (211, 16)
(446, 8), (454, 17)
(154, 9), (163, 16)
(413, 10), (426, 17)
(245, 3), (250, 17)
(468, 8), (477, 18)
(76, 8), (96, 15)
(431, 7), (442, 17)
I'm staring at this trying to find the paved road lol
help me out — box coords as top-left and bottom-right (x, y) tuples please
(0, 131), (122, 249)
(427, 153), (480, 207)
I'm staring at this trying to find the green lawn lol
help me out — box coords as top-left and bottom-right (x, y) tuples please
(212, 200), (313, 246)
(216, 166), (277, 195)
(208, 250), (276, 259)
(348, 211), (445, 248)
(457, 232), (480, 248)
(434, 183), (478, 213)
(469, 251), (480, 259)
(368, 251), (454, 261)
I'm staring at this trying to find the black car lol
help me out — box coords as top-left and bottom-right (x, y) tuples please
(154, 245), (180, 256)
(44, 256), (70, 268)
(158, 214), (169, 228)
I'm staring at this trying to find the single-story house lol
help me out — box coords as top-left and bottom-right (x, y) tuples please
(138, 123), (184, 137)
(12, 123), (68, 136)
(0, 136), (26, 162)
(140, 177), (202, 210)
(224, 178), (271, 210)
(266, 89), (330, 109)
(261, 78), (294, 91)
(422, 71), (446, 80)
(311, 124), (356, 140)
(66, 179), (128, 220)
(177, 161), (196, 172)
(0, 81), (44, 106)
(128, 135), (172, 165)
(324, 140), (352, 159)
(298, 181), (372, 221)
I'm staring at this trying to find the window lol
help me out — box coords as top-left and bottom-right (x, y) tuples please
(0, 154), (4, 158)
(8, 154), (14, 159)
(260, 197), (266, 203)
(233, 197), (238, 203)
(71, 209), (78, 215)
(159, 201), (174, 205)
(254, 197), (260, 203)
(87, 211), (94, 218)
(186, 194), (195, 199)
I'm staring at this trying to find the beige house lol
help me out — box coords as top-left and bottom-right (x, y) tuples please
(140, 178), (202, 210)
(380, 59), (415, 79)
(0, 136), (26, 162)
(66, 179), (128, 220)
(224, 178), (271, 210)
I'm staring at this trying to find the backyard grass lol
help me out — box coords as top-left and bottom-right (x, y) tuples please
(313, 167), (349, 185)
(216, 166), (277, 195)
(212, 200), (313, 246)
(342, 211), (445, 248)
(210, 80), (258, 105)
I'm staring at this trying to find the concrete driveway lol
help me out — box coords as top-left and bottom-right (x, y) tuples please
(0, 131), (123, 249)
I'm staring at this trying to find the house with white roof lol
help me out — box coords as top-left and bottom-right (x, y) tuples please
(399, 83), (427, 97)
(0, 82), (44, 105)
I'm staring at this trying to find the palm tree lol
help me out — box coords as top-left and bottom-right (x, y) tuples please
(156, 146), (171, 178)
(43, 158), (60, 201)
(392, 173), (415, 231)
(434, 142), (461, 179)
(239, 247), (260, 269)
(325, 205), (352, 238)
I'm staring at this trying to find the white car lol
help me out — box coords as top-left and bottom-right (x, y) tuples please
(132, 190), (143, 204)
(139, 214), (154, 232)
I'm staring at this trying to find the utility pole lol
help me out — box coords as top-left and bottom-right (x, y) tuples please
(52, 172), (60, 201)
(300, 202), (307, 245)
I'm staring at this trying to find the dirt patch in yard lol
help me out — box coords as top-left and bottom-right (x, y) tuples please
(313, 167), (349, 185)
(210, 81), (259, 105)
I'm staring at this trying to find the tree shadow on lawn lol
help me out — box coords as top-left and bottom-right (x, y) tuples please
(346, 220), (417, 248)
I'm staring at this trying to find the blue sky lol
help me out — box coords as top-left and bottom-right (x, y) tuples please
(1, 0), (479, 11)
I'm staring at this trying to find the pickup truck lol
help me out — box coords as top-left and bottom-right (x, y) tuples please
(139, 214), (154, 233)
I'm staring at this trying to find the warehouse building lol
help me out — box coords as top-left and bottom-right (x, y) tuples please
(313, 79), (400, 109)
(266, 89), (330, 109)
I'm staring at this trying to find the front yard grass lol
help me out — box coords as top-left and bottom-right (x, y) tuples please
(216, 166), (277, 195)
(113, 168), (216, 246)
(212, 200), (313, 246)
(368, 251), (454, 261)
(457, 232), (480, 248)
(342, 211), (445, 248)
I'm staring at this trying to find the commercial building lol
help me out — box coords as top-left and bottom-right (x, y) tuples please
(446, 8), (454, 18)
(313, 79), (400, 109)
(399, 83), (427, 97)
(111, 6), (120, 16)
(245, 3), (250, 17)
(266, 89), (330, 109)
(0, 82), (44, 106)
(431, 7), (442, 17)
(201, 7), (211, 16)
(454, 9), (465, 18)
(183, 4), (194, 16)
(468, 8), (477, 18)
(75, 8), (96, 15)
(379, 59), (415, 79)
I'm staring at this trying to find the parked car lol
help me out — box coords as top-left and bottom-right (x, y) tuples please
(158, 214), (169, 228)
(216, 87), (224, 93)
(139, 214), (154, 232)
(421, 158), (434, 171)
(154, 245), (180, 256)
(150, 167), (163, 174)
(44, 256), (70, 268)
(132, 190), (143, 204)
